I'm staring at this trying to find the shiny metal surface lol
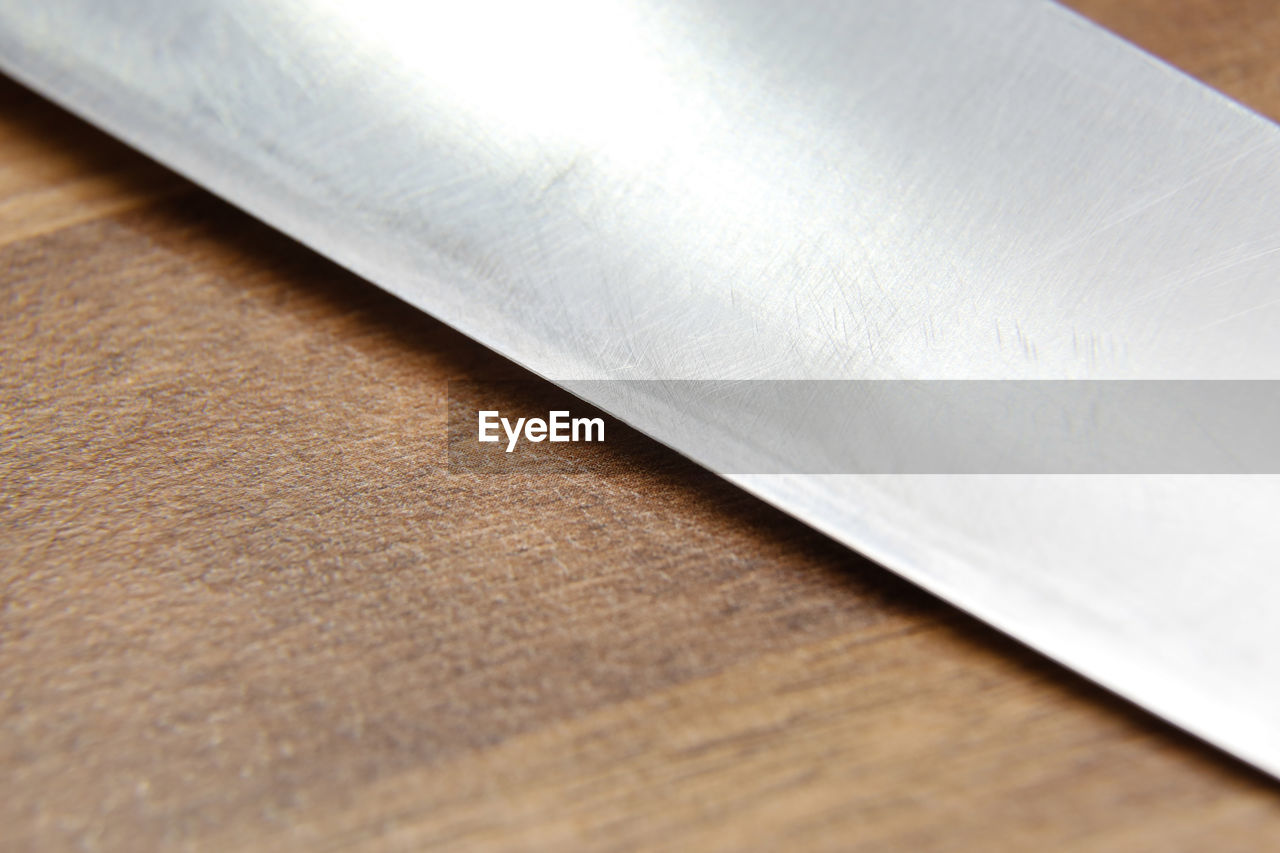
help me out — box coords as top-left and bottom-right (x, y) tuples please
(3, 1), (1280, 773)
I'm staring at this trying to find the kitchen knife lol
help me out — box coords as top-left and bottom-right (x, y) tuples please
(3, 0), (1279, 776)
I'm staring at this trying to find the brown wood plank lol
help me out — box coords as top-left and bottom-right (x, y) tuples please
(3, 2), (1279, 849)
(0, 84), (191, 249)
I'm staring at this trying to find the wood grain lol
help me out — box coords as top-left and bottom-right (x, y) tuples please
(3, 2), (1280, 849)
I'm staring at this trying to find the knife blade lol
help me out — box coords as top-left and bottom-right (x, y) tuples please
(3, 0), (1279, 776)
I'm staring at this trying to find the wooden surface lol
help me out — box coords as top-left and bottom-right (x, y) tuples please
(3, 2), (1280, 849)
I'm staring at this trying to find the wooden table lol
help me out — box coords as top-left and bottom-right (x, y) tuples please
(4, 2), (1279, 849)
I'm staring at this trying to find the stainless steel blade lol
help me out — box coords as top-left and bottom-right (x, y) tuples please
(3, 1), (1279, 774)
